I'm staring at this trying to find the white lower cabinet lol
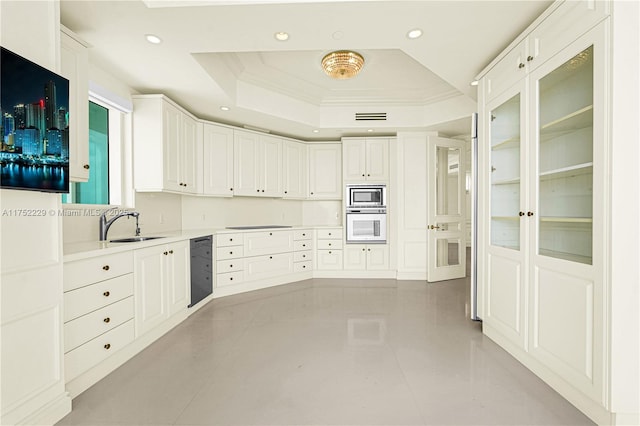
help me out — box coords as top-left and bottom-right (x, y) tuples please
(244, 253), (293, 282)
(343, 244), (389, 271)
(63, 252), (135, 382)
(134, 241), (190, 337)
(316, 228), (343, 270)
(215, 233), (245, 287)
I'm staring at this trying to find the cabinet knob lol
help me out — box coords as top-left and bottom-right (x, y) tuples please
(328, 233), (332, 236)
(102, 265), (110, 271)
(518, 63), (525, 69)
(328, 251), (332, 254)
(230, 277), (233, 281)
(83, 164), (90, 170)
(104, 343), (111, 350)
(362, 174), (365, 177)
(164, 251), (169, 255)
(310, 192), (314, 195)
(103, 291), (110, 297)
(519, 211), (525, 216)
(362, 248), (365, 252)
(303, 265), (306, 269)
(328, 243), (332, 246)
(230, 188), (233, 191)
(527, 55), (534, 62)
(104, 317), (111, 323)
(230, 264), (233, 268)
(302, 255), (306, 258)
(257, 189), (260, 192)
(261, 189), (265, 192)
(169, 250), (174, 254)
(302, 244), (306, 247)
(368, 248), (371, 251)
(230, 238), (233, 242)
(527, 211), (534, 216)
(269, 232), (272, 236)
(302, 233), (306, 237)
(269, 256), (273, 259)
(229, 251), (233, 255)
(367, 174), (370, 177)
(284, 191), (288, 194)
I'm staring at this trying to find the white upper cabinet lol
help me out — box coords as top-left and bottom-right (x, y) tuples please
(202, 122), (234, 197)
(342, 138), (389, 182)
(132, 95), (202, 194)
(233, 130), (282, 197)
(282, 140), (308, 199)
(60, 28), (89, 182)
(308, 143), (342, 200)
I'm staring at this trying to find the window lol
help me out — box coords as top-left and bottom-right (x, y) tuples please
(63, 95), (127, 205)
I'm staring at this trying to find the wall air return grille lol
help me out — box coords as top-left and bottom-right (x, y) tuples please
(355, 112), (387, 121)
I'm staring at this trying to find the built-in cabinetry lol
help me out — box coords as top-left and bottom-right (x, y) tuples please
(343, 244), (389, 271)
(316, 228), (343, 270)
(234, 130), (282, 197)
(293, 229), (313, 272)
(282, 140), (308, 199)
(132, 95), (202, 194)
(342, 138), (389, 182)
(134, 240), (190, 336)
(308, 143), (342, 199)
(478, 2), (612, 422)
(202, 122), (234, 197)
(60, 26), (89, 182)
(63, 252), (135, 382)
(216, 233), (244, 287)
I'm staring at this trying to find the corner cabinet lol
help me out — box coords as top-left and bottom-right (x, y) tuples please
(60, 27), (89, 182)
(132, 95), (202, 194)
(308, 143), (342, 199)
(282, 140), (308, 199)
(202, 122), (234, 197)
(479, 15), (609, 421)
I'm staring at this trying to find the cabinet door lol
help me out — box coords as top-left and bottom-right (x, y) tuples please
(233, 130), (260, 196)
(485, 42), (528, 102)
(203, 123), (234, 196)
(283, 141), (307, 199)
(134, 245), (168, 336)
(244, 253), (293, 282)
(180, 115), (201, 194)
(366, 245), (389, 270)
(308, 143), (342, 199)
(484, 80), (528, 350)
(316, 249), (343, 270)
(343, 245), (367, 270)
(163, 102), (183, 192)
(167, 240), (190, 317)
(60, 30), (89, 182)
(365, 139), (389, 181)
(343, 139), (366, 181)
(260, 135), (282, 197)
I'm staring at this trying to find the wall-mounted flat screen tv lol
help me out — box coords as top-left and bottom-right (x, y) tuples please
(1, 46), (70, 193)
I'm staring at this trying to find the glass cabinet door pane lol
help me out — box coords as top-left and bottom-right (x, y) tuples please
(490, 94), (521, 250)
(538, 46), (593, 265)
(435, 146), (461, 216)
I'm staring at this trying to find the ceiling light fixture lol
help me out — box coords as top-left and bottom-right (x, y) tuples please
(312, 129), (320, 133)
(220, 106), (230, 111)
(367, 129), (374, 132)
(145, 34), (162, 44)
(470, 80), (479, 86)
(274, 32), (289, 41)
(407, 28), (423, 39)
(321, 50), (365, 80)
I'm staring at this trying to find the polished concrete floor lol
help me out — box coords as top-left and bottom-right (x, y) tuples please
(58, 275), (594, 426)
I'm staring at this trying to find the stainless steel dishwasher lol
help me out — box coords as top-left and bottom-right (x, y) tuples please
(189, 235), (212, 308)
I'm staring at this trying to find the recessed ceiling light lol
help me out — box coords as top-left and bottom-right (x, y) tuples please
(407, 28), (423, 39)
(312, 129), (319, 133)
(220, 106), (230, 111)
(145, 34), (162, 44)
(367, 129), (374, 132)
(274, 32), (289, 41)
(470, 80), (479, 86)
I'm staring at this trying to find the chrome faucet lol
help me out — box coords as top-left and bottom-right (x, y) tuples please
(99, 207), (141, 241)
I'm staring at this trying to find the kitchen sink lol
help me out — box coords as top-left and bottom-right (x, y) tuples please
(109, 236), (165, 243)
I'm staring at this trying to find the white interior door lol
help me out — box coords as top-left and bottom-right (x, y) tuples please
(427, 136), (466, 281)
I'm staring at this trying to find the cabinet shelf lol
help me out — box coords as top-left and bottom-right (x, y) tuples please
(540, 105), (593, 140)
(539, 162), (592, 181)
(492, 136), (520, 151)
(538, 248), (591, 265)
(540, 216), (592, 223)
(492, 176), (521, 185)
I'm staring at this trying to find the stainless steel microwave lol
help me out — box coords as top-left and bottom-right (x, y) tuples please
(346, 184), (386, 208)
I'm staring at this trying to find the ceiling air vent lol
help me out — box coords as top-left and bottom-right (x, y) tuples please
(355, 112), (387, 121)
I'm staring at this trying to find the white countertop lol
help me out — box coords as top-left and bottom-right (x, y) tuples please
(63, 225), (340, 262)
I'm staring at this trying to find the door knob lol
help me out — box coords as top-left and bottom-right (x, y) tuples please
(527, 211), (534, 216)
(519, 211), (525, 216)
(429, 225), (441, 229)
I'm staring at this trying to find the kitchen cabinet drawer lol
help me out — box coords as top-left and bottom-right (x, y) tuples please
(294, 240), (312, 251)
(216, 259), (243, 274)
(316, 229), (341, 240)
(294, 261), (312, 273)
(293, 250), (312, 263)
(317, 249), (343, 270)
(64, 296), (134, 353)
(317, 239), (342, 250)
(244, 231), (294, 257)
(216, 245), (244, 260)
(65, 251), (133, 292)
(244, 253), (293, 282)
(64, 274), (134, 322)
(293, 229), (312, 241)
(65, 320), (135, 382)
(216, 271), (244, 287)
(216, 233), (243, 247)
